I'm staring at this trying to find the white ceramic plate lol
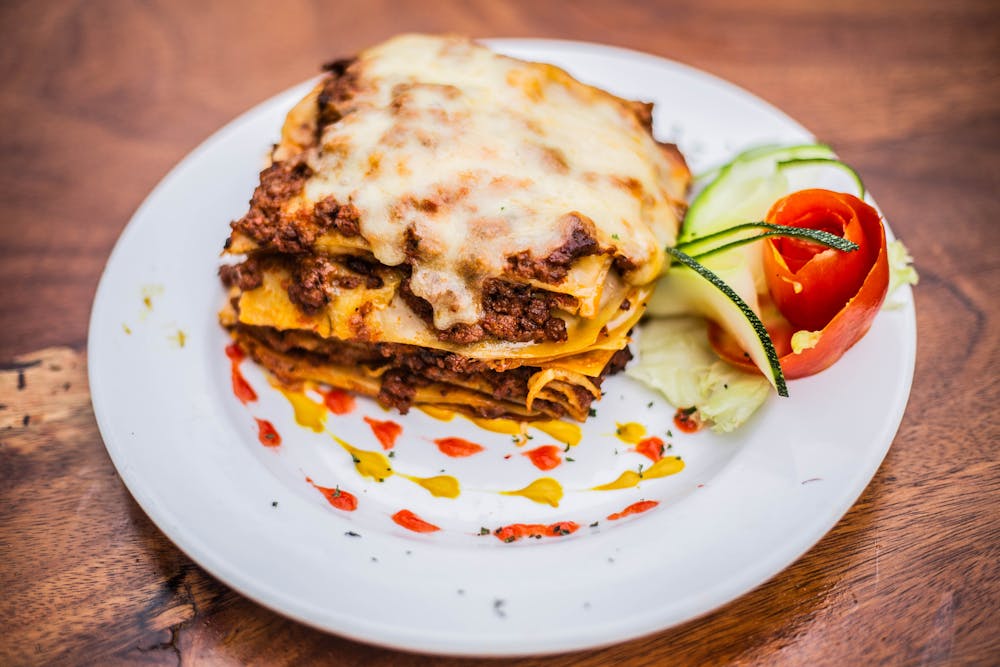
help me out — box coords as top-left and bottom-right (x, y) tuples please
(89, 39), (916, 656)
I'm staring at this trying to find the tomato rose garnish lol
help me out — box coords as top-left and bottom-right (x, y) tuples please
(710, 188), (890, 379)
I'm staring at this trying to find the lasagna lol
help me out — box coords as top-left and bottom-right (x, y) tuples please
(219, 34), (690, 422)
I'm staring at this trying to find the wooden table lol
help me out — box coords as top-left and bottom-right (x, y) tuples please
(2, 1), (997, 664)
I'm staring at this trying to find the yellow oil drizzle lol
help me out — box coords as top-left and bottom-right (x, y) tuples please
(334, 436), (394, 482)
(592, 456), (685, 490)
(169, 329), (187, 348)
(469, 416), (526, 436)
(333, 436), (460, 498)
(419, 405), (455, 421)
(615, 422), (646, 444)
(534, 420), (582, 447)
(502, 477), (564, 507)
(402, 474), (461, 499)
(279, 387), (327, 432)
(426, 411), (581, 448)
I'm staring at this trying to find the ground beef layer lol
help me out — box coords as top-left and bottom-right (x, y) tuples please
(230, 323), (631, 421)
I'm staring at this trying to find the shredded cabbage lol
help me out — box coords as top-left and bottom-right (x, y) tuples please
(885, 240), (919, 308)
(627, 317), (769, 433)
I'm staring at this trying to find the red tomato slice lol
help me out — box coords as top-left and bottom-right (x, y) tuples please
(764, 189), (877, 331)
(710, 189), (890, 379)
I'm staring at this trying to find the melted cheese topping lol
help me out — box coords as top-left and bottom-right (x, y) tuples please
(295, 34), (686, 328)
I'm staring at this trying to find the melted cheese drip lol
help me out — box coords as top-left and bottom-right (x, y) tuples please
(419, 405), (456, 421)
(303, 34), (684, 327)
(502, 477), (564, 507)
(592, 456), (685, 490)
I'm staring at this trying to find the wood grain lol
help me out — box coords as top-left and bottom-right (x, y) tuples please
(1, 0), (998, 665)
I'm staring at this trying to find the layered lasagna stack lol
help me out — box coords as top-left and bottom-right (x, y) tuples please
(219, 34), (689, 422)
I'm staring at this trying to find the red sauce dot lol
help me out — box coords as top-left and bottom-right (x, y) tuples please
(523, 445), (561, 470)
(255, 418), (281, 448)
(673, 407), (704, 434)
(635, 436), (665, 462)
(226, 343), (257, 404)
(493, 521), (579, 543)
(364, 416), (402, 450)
(546, 521), (579, 537)
(392, 509), (440, 533)
(607, 500), (659, 521)
(224, 342), (245, 363)
(434, 437), (485, 458)
(231, 366), (257, 404)
(321, 388), (356, 415)
(493, 523), (547, 543)
(306, 477), (357, 512)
